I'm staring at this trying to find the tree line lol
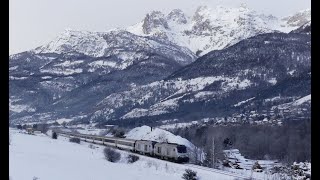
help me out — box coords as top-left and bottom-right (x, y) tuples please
(172, 119), (311, 165)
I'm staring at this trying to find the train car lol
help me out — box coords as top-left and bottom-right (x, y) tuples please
(57, 132), (189, 163)
(154, 143), (189, 162)
(102, 137), (117, 147)
(115, 138), (136, 151)
(93, 136), (105, 145)
(134, 140), (157, 155)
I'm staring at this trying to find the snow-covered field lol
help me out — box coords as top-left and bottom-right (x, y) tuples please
(224, 149), (281, 170)
(9, 128), (239, 180)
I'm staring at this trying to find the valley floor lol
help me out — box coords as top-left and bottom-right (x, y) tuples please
(9, 128), (238, 180)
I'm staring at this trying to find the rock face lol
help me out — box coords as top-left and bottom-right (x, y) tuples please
(281, 9), (311, 28)
(127, 6), (310, 56)
(9, 6), (311, 126)
(142, 11), (170, 34)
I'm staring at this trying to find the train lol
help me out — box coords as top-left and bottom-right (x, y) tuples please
(58, 131), (189, 163)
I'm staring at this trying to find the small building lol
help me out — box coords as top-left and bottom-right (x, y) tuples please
(26, 128), (34, 134)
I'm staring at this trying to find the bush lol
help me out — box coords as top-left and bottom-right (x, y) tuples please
(112, 129), (126, 138)
(182, 169), (198, 180)
(252, 161), (262, 170)
(69, 137), (80, 144)
(52, 132), (58, 139)
(16, 124), (22, 130)
(127, 154), (139, 163)
(104, 147), (121, 162)
(88, 144), (96, 149)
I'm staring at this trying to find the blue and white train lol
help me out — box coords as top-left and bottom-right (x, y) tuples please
(58, 132), (189, 163)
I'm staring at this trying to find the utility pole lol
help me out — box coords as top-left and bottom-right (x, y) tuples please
(212, 137), (215, 168)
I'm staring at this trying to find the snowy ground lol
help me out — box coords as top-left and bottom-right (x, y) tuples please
(224, 149), (281, 170)
(222, 149), (292, 180)
(9, 128), (241, 180)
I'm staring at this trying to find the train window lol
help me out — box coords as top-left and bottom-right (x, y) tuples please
(144, 145), (147, 151)
(121, 141), (133, 146)
(173, 148), (176, 152)
(138, 144), (141, 149)
(177, 145), (187, 153)
(157, 147), (161, 153)
(167, 148), (169, 155)
(104, 139), (115, 143)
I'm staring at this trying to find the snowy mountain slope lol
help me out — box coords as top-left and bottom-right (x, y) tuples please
(87, 30), (310, 126)
(290, 21), (311, 34)
(127, 5), (310, 56)
(9, 30), (196, 124)
(9, 7), (310, 126)
(34, 29), (196, 66)
(274, 94), (311, 112)
(281, 9), (311, 28)
(9, 128), (237, 180)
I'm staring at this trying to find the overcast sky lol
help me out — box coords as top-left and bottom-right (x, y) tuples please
(9, 0), (310, 55)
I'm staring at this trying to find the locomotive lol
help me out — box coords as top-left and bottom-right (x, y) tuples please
(58, 131), (189, 163)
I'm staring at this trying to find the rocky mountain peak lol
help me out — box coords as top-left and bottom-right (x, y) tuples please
(167, 9), (187, 24)
(281, 9), (311, 27)
(192, 6), (210, 22)
(142, 11), (169, 34)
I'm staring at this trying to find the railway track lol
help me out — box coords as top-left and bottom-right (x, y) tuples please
(57, 131), (263, 180)
(184, 164), (263, 180)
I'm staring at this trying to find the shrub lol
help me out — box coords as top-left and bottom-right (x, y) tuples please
(112, 129), (126, 138)
(103, 147), (121, 162)
(127, 154), (139, 163)
(252, 161), (262, 170)
(115, 131), (125, 138)
(182, 169), (198, 180)
(52, 132), (58, 139)
(16, 124), (22, 130)
(88, 144), (96, 149)
(69, 137), (80, 144)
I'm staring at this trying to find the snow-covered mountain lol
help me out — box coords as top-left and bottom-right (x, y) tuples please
(290, 21), (311, 34)
(92, 29), (310, 126)
(9, 30), (196, 124)
(33, 29), (196, 66)
(281, 9), (311, 28)
(9, 5), (311, 126)
(127, 5), (310, 56)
